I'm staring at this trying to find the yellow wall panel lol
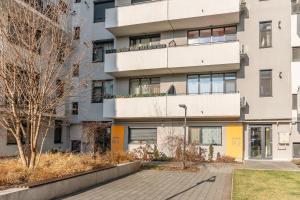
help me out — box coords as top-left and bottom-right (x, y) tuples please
(111, 125), (125, 152)
(225, 124), (243, 160)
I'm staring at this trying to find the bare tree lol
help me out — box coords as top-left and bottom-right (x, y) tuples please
(0, 0), (76, 168)
(82, 122), (111, 158)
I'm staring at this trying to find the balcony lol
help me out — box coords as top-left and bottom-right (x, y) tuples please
(105, 41), (240, 77)
(103, 93), (241, 119)
(106, 0), (240, 36)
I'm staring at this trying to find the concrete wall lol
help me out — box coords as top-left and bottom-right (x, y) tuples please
(0, 161), (141, 200)
(237, 0), (292, 120)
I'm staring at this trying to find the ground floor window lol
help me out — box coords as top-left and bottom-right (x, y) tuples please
(293, 143), (300, 158)
(189, 127), (222, 145)
(129, 128), (157, 144)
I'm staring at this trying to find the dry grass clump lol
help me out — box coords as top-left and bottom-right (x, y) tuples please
(0, 152), (134, 190)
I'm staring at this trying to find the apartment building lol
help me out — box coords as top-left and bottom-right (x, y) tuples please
(0, 0), (70, 157)
(99, 0), (296, 161)
(1, 0), (300, 161)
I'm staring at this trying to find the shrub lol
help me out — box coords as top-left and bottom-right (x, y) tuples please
(216, 156), (236, 163)
(208, 145), (214, 161)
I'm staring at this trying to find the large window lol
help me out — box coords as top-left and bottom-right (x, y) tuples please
(93, 40), (114, 62)
(187, 73), (236, 95)
(7, 124), (26, 145)
(94, 0), (114, 23)
(130, 78), (160, 95)
(92, 80), (113, 103)
(129, 128), (157, 144)
(54, 120), (62, 144)
(293, 47), (300, 61)
(259, 21), (272, 48)
(129, 34), (160, 48)
(189, 127), (222, 145)
(188, 26), (237, 45)
(259, 70), (272, 97)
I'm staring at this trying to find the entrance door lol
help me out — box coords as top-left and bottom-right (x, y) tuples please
(249, 125), (272, 159)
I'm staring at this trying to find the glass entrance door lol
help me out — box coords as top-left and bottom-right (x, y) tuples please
(250, 126), (272, 159)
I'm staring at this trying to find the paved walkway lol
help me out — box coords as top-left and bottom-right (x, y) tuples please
(242, 160), (300, 171)
(59, 164), (233, 200)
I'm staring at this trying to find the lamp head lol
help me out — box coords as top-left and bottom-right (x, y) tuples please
(179, 104), (187, 109)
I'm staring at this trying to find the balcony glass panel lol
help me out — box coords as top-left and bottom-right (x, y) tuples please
(187, 75), (199, 94)
(199, 75), (211, 94)
(212, 28), (225, 43)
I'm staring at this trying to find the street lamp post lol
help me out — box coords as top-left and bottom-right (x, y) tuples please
(179, 104), (187, 169)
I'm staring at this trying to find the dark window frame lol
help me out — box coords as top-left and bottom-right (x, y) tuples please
(54, 120), (63, 144)
(186, 73), (237, 95)
(72, 102), (79, 115)
(293, 94), (298, 110)
(92, 39), (114, 63)
(94, 0), (115, 23)
(91, 80), (114, 103)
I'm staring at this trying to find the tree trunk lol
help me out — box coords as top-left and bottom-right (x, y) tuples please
(15, 138), (27, 167)
(29, 149), (37, 169)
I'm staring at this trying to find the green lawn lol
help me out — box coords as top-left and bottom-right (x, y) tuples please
(233, 169), (300, 200)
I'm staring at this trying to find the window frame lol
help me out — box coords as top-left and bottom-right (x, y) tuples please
(259, 21), (272, 49)
(72, 102), (79, 115)
(128, 128), (157, 144)
(187, 73), (237, 95)
(189, 126), (223, 146)
(94, 0), (115, 23)
(187, 25), (237, 45)
(293, 94), (298, 110)
(91, 80), (114, 103)
(54, 120), (63, 144)
(92, 39), (114, 63)
(129, 34), (161, 47)
(129, 77), (160, 95)
(259, 69), (273, 97)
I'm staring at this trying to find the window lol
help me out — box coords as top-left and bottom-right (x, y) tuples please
(75, 0), (81, 3)
(54, 120), (62, 144)
(293, 94), (298, 110)
(293, 47), (300, 61)
(129, 34), (160, 47)
(74, 27), (80, 40)
(72, 102), (78, 115)
(212, 28), (225, 43)
(212, 74), (224, 93)
(199, 75), (211, 94)
(73, 64), (79, 77)
(92, 80), (113, 103)
(92, 40), (114, 62)
(187, 73), (236, 95)
(189, 127), (222, 145)
(260, 70), (272, 97)
(293, 143), (300, 158)
(187, 75), (199, 94)
(56, 79), (64, 98)
(259, 21), (272, 48)
(130, 78), (160, 95)
(187, 26), (236, 45)
(131, 0), (152, 4)
(7, 131), (17, 145)
(224, 73), (237, 93)
(94, 0), (114, 23)
(7, 124), (26, 145)
(129, 128), (157, 144)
